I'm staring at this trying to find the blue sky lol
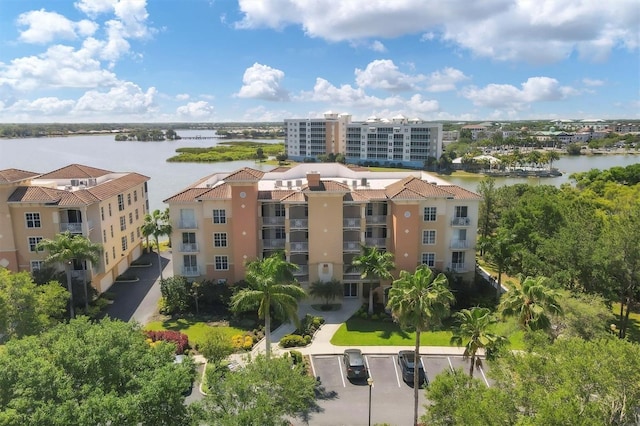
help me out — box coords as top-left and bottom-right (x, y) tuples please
(0, 0), (638, 123)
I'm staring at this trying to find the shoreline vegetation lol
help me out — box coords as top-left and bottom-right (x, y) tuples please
(167, 141), (285, 163)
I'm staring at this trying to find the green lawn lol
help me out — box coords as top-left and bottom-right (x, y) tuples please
(330, 316), (524, 349)
(612, 302), (640, 342)
(145, 318), (250, 347)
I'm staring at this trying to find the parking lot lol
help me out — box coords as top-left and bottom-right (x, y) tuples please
(295, 353), (490, 426)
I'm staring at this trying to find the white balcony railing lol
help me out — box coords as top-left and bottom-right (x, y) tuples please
(263, 239), (286, 249)
(182, 266), (200, 277)
(290, 218), (308, 229)
(262, 216), (286, 226)
(450, 240), (470, 249)
(365, 238), (386, 248)
(60, 223), (84, 233)
(365, 215), (386, 224)
(343, 241), (361, 252)
(290, 242), (309, 252)
(180, 243), (199, 252)
(343, 266), (361, 276)
(343, 218), (361, 228)
(178, 221), (197, 229)
(448, 262), (467, 273)
(293, 265), (309, 276)
(451, 217), (471, 226)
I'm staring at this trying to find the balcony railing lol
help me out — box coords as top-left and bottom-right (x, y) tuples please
(343, 265), (361, 276)
(60, 222), (84, 233)
(365, 215), (387, 224)
(180, 243), (199, 252)
(450, 240), (470, 249)
(263, 239), (286, 249)
(290, 218), (308, 229)
(451, 217), (471, 226)
(182, 266), (200, 276)
(290, 242), (309, 252)
(343, 218), (361, 229)
(293, 265), (309, 276)
(262, 216), (286, 226)
(343, 241), (361, 252)
(178, 221), (198, 229)
(447, 262), (467, 273)
(364, 238), (386, 248)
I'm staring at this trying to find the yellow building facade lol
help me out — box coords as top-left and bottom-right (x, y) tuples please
(0, 164), (149, 293)
(164, 163), (480, 302)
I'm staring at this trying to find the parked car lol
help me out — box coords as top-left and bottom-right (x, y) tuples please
(397, 350), (427, 387)
(343, 349), (368, 380)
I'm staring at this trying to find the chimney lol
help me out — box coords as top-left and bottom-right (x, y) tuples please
(306, 171), (321, 189)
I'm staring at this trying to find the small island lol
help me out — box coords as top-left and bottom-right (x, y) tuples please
(166, 141), (285, 163)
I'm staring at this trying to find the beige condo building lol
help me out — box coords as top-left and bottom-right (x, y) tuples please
(164, 163), (480, 303)
(0, 164), (149, 293)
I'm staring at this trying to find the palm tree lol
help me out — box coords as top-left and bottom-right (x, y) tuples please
(351, 245), (395, 315)
(141, 208), (172, 280)
(545, 150), (560, 170)
(450, 307), (505, 378)
(387, 266), (454, 426)
(37, 232), (102, 318)
(309, 278), (343, 310)
(500, 275), (563, 332)
(231, 252), (306, 359)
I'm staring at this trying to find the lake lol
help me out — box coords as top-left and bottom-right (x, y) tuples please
(1, 131), (638, 211)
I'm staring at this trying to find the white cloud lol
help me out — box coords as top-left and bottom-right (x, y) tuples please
(75, 0), (117, 17)
(582, 78), (604, 87)
(176, 101), (214, 119)
(462, 77), (578, 110)
(6, 97), (75, 115)
(300, 77), (406, 109)
(370, 41), (386, 52)
(425, 67), (469, 92)
(74, 82), (157, 114)
(17, 9), (97, 44)
(236, 0), (639, 63)
(176, 93), (190, 101)
(236, 63), (289, 101)
(354, 59), (422, 92)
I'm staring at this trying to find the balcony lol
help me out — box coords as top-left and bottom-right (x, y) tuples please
(182, 266), (200, 277)
(343, 218), (361, 229)
(343, 265), (361, 277)
(290, 242), (309, 253)
(447, 262), (467, 273)
(262, 216), (286, 226)
(450, 240), (471, 249)
(60, 222), (89, 233)
(343, 241), (361, 252)
(364, 238), (386, 248)
(451, 217), (471, 226)
(365, 215), (387, 225)
(263, 239), (286, 249)
(180, 243), (199, 252)
(290, 218), (308, 229)
(293, 265), (309, 276)
(178, 220), (198, 229)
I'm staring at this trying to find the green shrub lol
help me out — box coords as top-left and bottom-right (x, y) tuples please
(279, 334), (307, 348)
(289, 350), (303, 364)
(303, 335), (311, 345)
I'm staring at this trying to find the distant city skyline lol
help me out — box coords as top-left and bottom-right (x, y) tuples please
(0, 0), (638, 123)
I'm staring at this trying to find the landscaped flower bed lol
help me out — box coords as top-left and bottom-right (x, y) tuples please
(145, 329), (190, 354)
(279, 314), (325, 348)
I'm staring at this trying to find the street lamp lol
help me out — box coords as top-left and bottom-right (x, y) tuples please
(367, 376), (374, 426)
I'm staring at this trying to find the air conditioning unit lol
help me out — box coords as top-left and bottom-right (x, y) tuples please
(217, 279), (227, 285)
(79, 180), (87, 186)
(64, 185), (72, 191)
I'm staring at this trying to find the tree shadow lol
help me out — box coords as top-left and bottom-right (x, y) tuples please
(297, 379), (339, 423)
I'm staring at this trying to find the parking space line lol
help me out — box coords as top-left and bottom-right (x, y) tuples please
(337, 356), (346, 387)
(447, 356), (454, 372)
(309, 355), (317, 379)
(364, 355), (374, 387)
(391, 355), (401, 387)
(479, 364), (490, 387)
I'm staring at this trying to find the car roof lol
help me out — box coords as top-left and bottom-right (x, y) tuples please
(344, 349), (365, 365)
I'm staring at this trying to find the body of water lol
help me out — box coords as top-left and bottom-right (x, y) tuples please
(1, 132), (638, 210)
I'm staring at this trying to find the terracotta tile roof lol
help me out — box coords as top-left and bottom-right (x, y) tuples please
(198, 183), (232, 200)
(268, 166), (291, 173)
(258, 190), (296, 200)
(224, 167), (265, 182)
(0, 168), (40, 184)
(84, 173), (149, 201)
(386, 187), (427, 200)
(163, 188), (212, 202)
(384, 176), (456, 199)
(280, 192), (306, 202)
(38, 164), (112, 179)
(302, 180), (350, 192)
(438, 185), (482, 200)
(353, 189), (388, 201)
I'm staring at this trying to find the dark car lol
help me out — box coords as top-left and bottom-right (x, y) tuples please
(343, 349), (368, 380)
(398, 350), (427, 387)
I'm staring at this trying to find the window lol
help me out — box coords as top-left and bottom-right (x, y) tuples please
(101, 207), (104, 221)
(118, 194), (125, 211)
(105, 252), (109, 266)
(110, 225), (114, 238)
(215, 255), (229, 270)
(103, 230), (107, 243)
(130, 232), (134, 243)
(129, 212), (133, 224)
(112, 247), (116, 259)
(275, 227), (285, 239)
(136, 227), (140, 238)
(134, 190), (138, 202)
(213, 209), (226, 224)
(343, 282), (358, 297)
(422, 230), (436, 245)
(30, 260), (44, 271)
(135, 209), (139, 220)
(25, 213), (41, 228)
(182, 232), (196, 249)
(121, 236), (128, 251)
(180, 209), (196, 228)
(108, 203), (112, 217)
(127, 193), (132, 206)
(275, 204), (285, 217)
(421, 253), (436, 267)
(455, 206), (468, 218)
(452, 251), (465, 265)
(214, 232), (227, 247)
(28, 236), (42, 252)
(423, 206), (436, 221)
(120, 216), (126, 231)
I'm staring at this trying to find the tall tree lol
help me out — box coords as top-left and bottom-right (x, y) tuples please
(309, 278), (343, 310)
(69, 236), (102, 312)
(450, 307), (505, 378)
(499, 275), (563, 332)
(476, 177), (498, 256)
(231, 252), (306, 359)
(351, 245), (395, 315)
(484, 232), (514, 299)
(37, 231), (102, 318)
(141, 208), (172, 280)
(387, 266), (454, 426)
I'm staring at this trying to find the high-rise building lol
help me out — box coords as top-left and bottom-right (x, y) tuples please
(0, 164), (149, 293)
(164, 163), (479, 303)
(285, 112), (442, 168)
